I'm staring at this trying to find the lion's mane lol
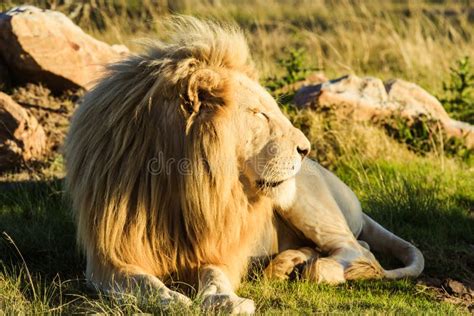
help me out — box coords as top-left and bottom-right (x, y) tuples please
(65, 17), (272, 288)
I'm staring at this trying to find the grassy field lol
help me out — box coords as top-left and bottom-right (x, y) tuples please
(1, 134), (472, 313)
(1, 0), (473, 314)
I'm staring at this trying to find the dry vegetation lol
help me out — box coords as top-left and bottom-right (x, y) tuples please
(6, 0), (470, 93)
(0, 0), (473, 314)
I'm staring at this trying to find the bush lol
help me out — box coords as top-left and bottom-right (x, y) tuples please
(440, 56), (474, 124)
(265, 48), (315, 96)
(382, 114), (473, 161)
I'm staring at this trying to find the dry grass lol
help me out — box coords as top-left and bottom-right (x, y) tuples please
(2, 1), (473, 92)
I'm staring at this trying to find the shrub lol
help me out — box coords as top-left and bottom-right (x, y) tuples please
(440, 56), (474, 124)
(265, 48), (315, 96)
(382, 114), (473, 161)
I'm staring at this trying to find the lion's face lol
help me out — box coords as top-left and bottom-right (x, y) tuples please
(231, 73), (310, 202)
(184, 67), (309, 206)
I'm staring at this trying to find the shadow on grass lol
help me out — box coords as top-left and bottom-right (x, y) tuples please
(348, 165), (474, 282)
(0, 179), (83, 279)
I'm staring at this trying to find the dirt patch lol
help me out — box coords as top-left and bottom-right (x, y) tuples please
(418, 277), (474, 312)
(0, 84), (81, 180)
(10, 84), (82, 154)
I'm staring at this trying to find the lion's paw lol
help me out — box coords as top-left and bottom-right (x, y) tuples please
(303, 258), (346, 284)
(264, 248), (318, 280)
(202, 294), (255, 314)
(159, 289), (192, 308)
(344, 257), (384, 281)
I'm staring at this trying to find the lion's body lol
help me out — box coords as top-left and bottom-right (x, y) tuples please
(65, 17), (423, 312)
(262, 159), (424, 283)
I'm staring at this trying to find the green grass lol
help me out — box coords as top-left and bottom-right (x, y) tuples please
(239, 280), (460, 314)
(0, 145), (472, 313)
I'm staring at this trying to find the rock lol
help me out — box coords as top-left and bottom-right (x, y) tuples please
(385, 79), (450, 120)
(294, 75), (474, 148)
(386, 79), (474, 147)
(0, 92), (46, 170)
(0, 5), (129, 92)
(294, 75), (397, 120)
(273, 72), (328, 96)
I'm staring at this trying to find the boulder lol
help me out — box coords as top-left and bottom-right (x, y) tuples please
(0, 5), (129, 92)
(385, 79), (474, 148)
(294, 75), (392, 120)
(277, 72), (328, 95)
(0, 92), (46, 170)
(294, 75), (474, 148)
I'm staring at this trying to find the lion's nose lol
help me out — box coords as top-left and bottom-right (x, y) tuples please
(297, 145), (310, 158)
(294, 129), (311, 159)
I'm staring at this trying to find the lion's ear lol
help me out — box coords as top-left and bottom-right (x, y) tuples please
(186, 68), (228, 113)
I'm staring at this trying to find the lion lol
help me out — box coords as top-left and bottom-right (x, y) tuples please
(65, 17), (424, 314)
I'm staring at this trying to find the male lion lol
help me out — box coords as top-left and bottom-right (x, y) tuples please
(65, 17), (423, 313)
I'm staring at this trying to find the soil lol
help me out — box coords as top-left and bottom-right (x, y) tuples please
(10, 84), (82, 154)
(0, 84), (82, 179)
(417, 277), (474, 312)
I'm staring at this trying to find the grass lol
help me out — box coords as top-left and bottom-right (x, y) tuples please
(0, 122), (472, 313)
(0, 0), (473, 314)
(239, 280), (461, 314)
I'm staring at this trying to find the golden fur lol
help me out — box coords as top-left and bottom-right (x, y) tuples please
(65, 17), (273, 290)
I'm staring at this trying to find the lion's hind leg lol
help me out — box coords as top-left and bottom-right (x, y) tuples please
(264, 247), (319, 280)
(302, 247), (384, 284)
(302, 257), (346, 284)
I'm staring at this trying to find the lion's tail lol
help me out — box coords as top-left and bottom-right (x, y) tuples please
(359, 214), (424, 279)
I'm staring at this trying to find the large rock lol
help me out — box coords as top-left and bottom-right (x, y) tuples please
(0, 5), (128, 92)
(0, 92), (46, 170)
(294, 75), (474, 148)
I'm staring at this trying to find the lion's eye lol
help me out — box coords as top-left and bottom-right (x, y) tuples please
(257, 112), (269, 121)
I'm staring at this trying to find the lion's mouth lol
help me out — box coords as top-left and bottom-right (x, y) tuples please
(256, 179), (285, 188)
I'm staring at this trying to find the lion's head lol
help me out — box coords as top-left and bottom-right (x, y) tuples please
(65, 17), (309, 288)
(231, 71), (310, 202)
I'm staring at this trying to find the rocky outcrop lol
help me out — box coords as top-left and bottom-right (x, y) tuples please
(0, 92), (46, 170)
(294, 75), (474, 148)
(275, 72), (328, 95)
(0, 5), (128, 92)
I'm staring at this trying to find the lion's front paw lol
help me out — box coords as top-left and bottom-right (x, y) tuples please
(202, 294), (255, 314)
(264, 248), (318, 280)
(158, 289), (192, 308)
